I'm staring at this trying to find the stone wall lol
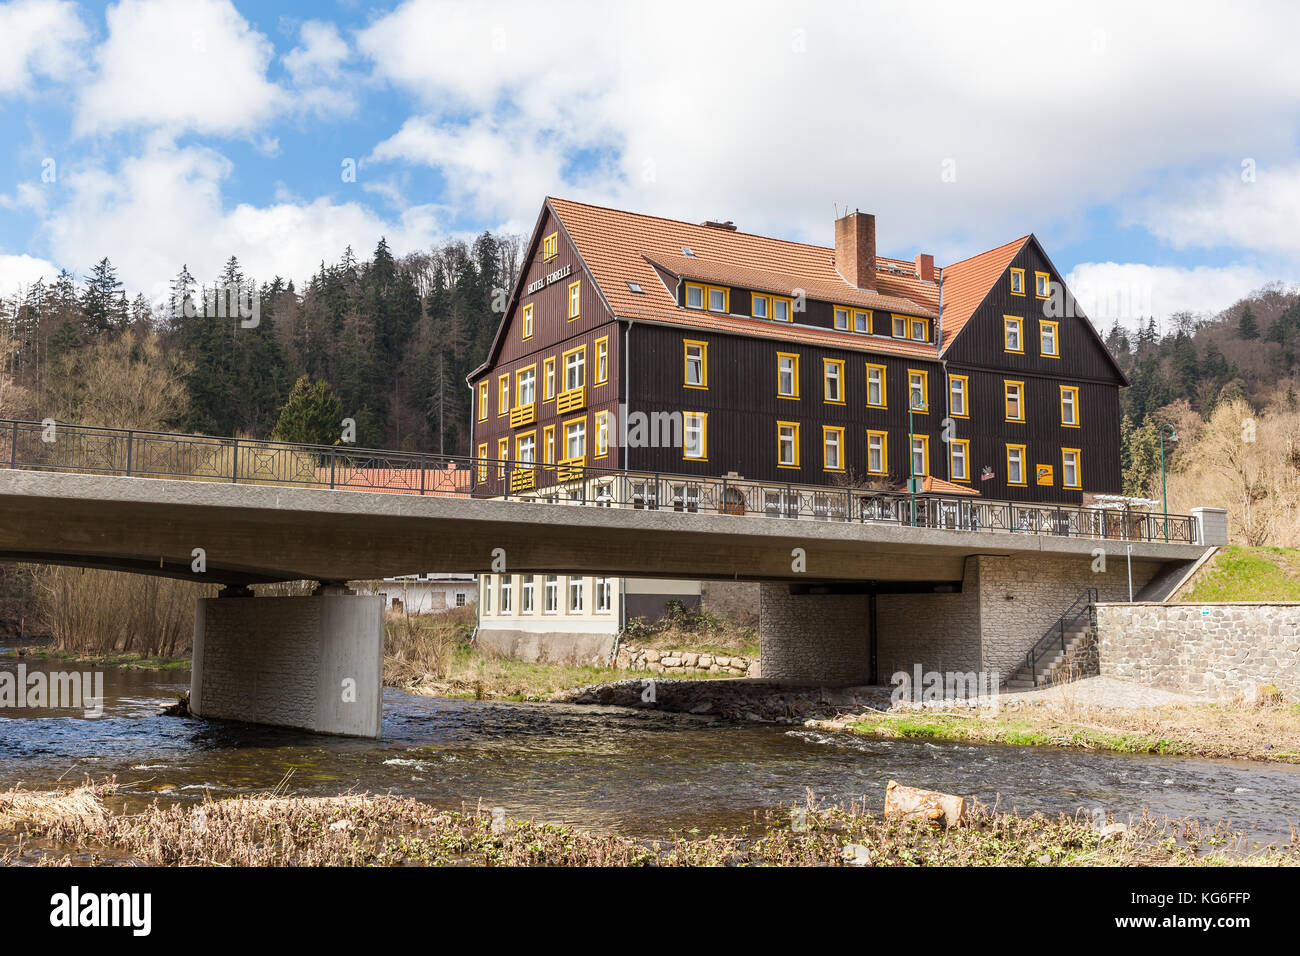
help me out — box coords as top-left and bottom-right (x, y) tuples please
(1097, 602), (1300, 699)
(615, 645), (757, 677)
(758, 586), (870, 684)
(876, 561), (981, 677)
(473, 628), (615, 666)
(700, 581), (761, 627)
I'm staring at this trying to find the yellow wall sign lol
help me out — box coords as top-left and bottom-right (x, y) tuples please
(1036, 464), (1054, 486)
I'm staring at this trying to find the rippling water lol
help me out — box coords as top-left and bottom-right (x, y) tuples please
(2, 658), (1298, 843)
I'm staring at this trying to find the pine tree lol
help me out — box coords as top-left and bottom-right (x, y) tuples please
(1237, 304), (1260, 339)
(272, 376), (344, 445)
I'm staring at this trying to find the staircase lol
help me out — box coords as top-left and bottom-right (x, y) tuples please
(1006, 588), (1098, 690)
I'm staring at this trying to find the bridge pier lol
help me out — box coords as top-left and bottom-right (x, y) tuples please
(190, 591), (384, 738)
(758, 585), (872, 684)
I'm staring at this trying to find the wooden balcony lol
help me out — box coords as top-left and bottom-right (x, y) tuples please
(510, 402), (536, 428)
(557, 456), (587, 481)
(556, 386), (586, 414)
(509, 467), (536, 492)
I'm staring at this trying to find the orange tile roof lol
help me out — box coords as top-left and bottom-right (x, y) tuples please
(920, 475), (981, 496)
(936, 235), (1029, 351)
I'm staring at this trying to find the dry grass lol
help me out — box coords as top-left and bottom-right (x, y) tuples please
(0, 780), (115, 830)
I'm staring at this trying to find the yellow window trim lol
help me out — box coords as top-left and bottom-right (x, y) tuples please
(1003, 316), (1024, 354)
(1034, 271), (1051, 299)
(866, 363), (888, 408)
(683, 411), (708, 461)
(543, 232), (558, 261)
(514, 363), (537, 405)
(496, 437), (509, 478)
(542, 356), (556, 401)
(522, 302), (534, 340)
(1009, 267), (1025, 296)
(683, 338), (709, 390)
(772, 295), (794, 322)
(776, 420), (801, 468)
(949, 437), (971, 482)
(594, 336), (609, 385)
(476, 442), (489, 482)
(777, 351), (800, 399)
(1007, 443), (1028, 486)
(477, 381), (488, 421)
(497, 373), (510, 415)
(907, 368), (929, 413)
(1060, 385), (1081, 427)
(823, 358), (846, 404)
(948, 373), (969, 418)
(910, 434), (930, 477)
(685, 282), (729, 314)
(1062, 447), (1083, 489)
(542, 424), (556, 464)
(854, 309), (872, 334)
(833, 305), (851, 331)
(891, 313), (908, 338)
(567, 280), (581, 321)
(514, 429), (537, 461)
(866, 429), (889, 475)
(1039, 318), (1061, 358)
(561, 344), (587, 389)
(562, 414), (587, 459)
(822, 425), (846, 471)
(909, 317), (930, 342)
(1004, 379), (1025, 423)
(594, 410), (610, 459)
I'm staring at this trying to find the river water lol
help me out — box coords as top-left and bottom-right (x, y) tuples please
(2, 658), (1298, 845)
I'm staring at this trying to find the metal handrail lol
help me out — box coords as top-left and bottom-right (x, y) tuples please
(1024, 587), (1098, 687)
(0, 418), (1200, 544)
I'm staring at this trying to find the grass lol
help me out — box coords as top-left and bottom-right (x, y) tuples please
(7, 649), (191, 670)
(3, 781), (1294, 867)
(1180, 546), (1300, 602)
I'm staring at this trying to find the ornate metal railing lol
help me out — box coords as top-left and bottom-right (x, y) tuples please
(0, 418), (1199, 544)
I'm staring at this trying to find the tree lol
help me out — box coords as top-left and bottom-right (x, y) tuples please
(271, 376), (344, 445)
(1237, 304), (1260, 339)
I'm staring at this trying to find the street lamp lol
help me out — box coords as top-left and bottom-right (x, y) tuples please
(1159, 423), (1178, 541)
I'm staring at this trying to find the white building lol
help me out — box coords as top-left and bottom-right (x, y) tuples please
(369, 573), (476, 615)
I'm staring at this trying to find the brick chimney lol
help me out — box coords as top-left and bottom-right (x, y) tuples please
(834, 210), (876, 290)
(915, 253), (935, 282)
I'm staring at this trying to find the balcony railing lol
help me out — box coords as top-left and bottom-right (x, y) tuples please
(0, 418), (1200, 544)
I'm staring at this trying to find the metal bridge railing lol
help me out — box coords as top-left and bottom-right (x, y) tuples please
(0, 418), (1199, 545)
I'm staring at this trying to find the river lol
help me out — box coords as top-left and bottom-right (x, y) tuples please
(1, 658), (1298, 845)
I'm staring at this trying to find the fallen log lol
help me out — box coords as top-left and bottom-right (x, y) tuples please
(884, 780), (966, 828)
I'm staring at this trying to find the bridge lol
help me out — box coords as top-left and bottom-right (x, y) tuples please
(0, 419), (1222, 737)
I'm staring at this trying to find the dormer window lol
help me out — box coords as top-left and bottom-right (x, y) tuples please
(685, 282), (728, 313)
(892, 314), (907, 337)
(854, 310), (870, 333)
(752, 295), (769, 319)
(834, 307), (850, 331)
(910, 319), (927, 341)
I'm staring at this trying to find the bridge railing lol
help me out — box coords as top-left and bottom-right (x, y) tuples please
(0, 418), (1199, 544)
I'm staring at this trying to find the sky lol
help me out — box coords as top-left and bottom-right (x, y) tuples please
(1, 0), (1298, 331)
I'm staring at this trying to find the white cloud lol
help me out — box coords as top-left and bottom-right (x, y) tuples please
(1066, 261), (1277, 331)
(284, 19), (356, 119)
(0, 252), (60, 295)
(0, 0), (88, 95)
(75, 0), (287, 137)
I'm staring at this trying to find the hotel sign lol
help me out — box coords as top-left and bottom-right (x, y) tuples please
(525, 263), (571, 295)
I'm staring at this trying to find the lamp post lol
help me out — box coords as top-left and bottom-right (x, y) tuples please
(1158, 423), (1178, 542)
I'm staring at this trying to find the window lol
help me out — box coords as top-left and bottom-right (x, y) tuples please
(521, 576), (535, 613)
(627, 281), (643, 294)
(854, 309), (871, 333)
(516, 431), (536, 464)
(1010, 268), (1025, 296)
(595, 577), (612, 613)
(516, 366), (536, 406)
(684, 340), (708, 389)
(1062, 448), (1082, 489)
(949, 438), (970, 482)
(907, 369), (929, 412)
(522, 303), (534, 340)
(477, 381), (488, 421)
(498, 374), (510, 414)
(1004, 380), (1025, 422)
(1034, 271), (1050, 299)
(910, 319), (927, 341)
(1040, 320), (1059, 357)
(1060, 385), (1080, 427)
(476, 442), (488, 483)
(892, 314), (907, 337)
(497, 438), (509, 478)
(543, 425), (555, 464)
(834, 306), (849, 331)
(564, 418), (586, 461)
(455, 593), (466, 608)
(866, 429), (888, 475)
(568, 577), (584, 613)
(568, 280), (581, 321)
(482, 576), (492, 613)
(823, 359), (845, 403)
(594, 411), (610, 458)
(772, 296), (792, 322)
(752, 294), (769, 319)
(685, 283), (728, 313)
(543, 357), (556, 401)
(500, 576), (513, 613)
(866, 364), (887, 408)
(544, 575), (559, 613)
(563, 346), (585, 391)
(777, 352), (800, 398)
(1004, 317), (1023, 353)
(543, 232), (558, 260)
(823, 425), (845, 471)
(683, 412), (707, 460)
(910, 435), (930, 477)
(948, 374), (969, 418)
(594, 337), (609, 384)
(777, 421), (800, 468)
(1007, 444), (1027, 486)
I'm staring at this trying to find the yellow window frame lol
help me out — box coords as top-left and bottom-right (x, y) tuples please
(1007, 443), (1028, 486)
(949, 437), (971, 482)
(594, 411), (610, 459)
(515, 429), (537, 463)
(776, 420), (801, 468)
(685, 282), (729, 313)
(1004, 379), (1025, 422)
(1009, 267), (1025, 296)
(543, 232), (558, 261)
(853, 309), (872, 333)
(833, 306), (850, 331)
(567, 280), (581, 321)
(477, 381), (488, 422)
(496, 437), (509, 478)
(562, 414), (587, 461)
(561, 344), (587, 391)
(1003, 316), (1024, 354)
(498, 373), (510, 415)
(866, 429), (889, 475)
(594, 336), (609, 385)
(910, 318), (929, 342)
(910, 434), (930, 477)
(772, 295), (794, 322)
(1034, 271), (1050, 299)
(476, 442), (489, 483)
(1062, 447), (1083, 489)
(683, 339), (708, 390)
(683, 411), (708, 461)
(891, 314), (907, 337)
(907, 368), (929, 412)
(948, 373), (969, 418)
(1039, 319), (1060, 358)
(751, 293), (771, 320)
(823, 358), (845, 404)
(522, 302), (534, 340)
(822, 425), (846, 472)
(542, 356), (557, 402)
(866, 363), (887, 408)
(515, 363), (537, 407)
(777, 351), (800, 399)
(1060, 385), (1081, 427)
(542, 424), (556, 464)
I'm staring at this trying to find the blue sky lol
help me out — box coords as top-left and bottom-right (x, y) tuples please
(2, 0), (1299, 330)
